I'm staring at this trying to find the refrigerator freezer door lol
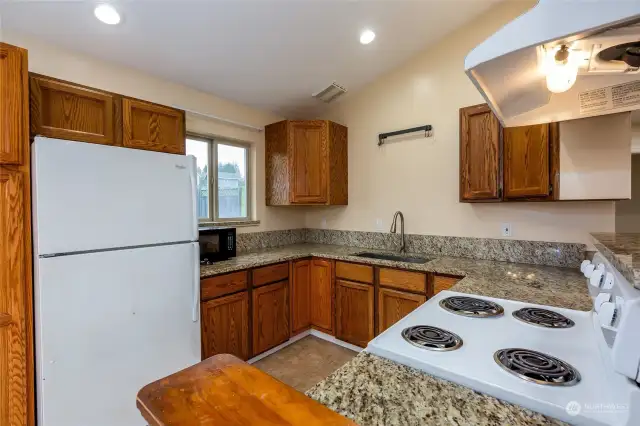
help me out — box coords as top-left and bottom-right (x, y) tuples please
(34, 242), (200, 426)
(32, 137), (197, 256)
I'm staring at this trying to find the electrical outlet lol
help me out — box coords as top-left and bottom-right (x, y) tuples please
(375, 218), (384, 231)
(501, 223), (512, 237)
(321, 218), (327, 229)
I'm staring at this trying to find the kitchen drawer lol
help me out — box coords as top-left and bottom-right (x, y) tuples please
(201, 271), (248, 301)
(379, 268), (426, 293)
(253, 262), (289, 287)
(336, 261), (373, 284)
(432, 274), (463, 296)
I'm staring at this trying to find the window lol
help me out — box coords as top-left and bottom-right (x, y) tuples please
(186, 135), (250, 222)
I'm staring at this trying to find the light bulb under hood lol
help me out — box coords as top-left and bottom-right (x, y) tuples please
(545, 45), (579, 93)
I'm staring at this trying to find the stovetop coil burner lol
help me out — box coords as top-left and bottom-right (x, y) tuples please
(494, 348), (581, 386)
(439, 296), (504, 318)
(512, 307), (575, 329)
(401, 325), (463, 351)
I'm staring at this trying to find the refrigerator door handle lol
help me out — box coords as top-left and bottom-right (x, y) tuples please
(192, 242), (200, 322)
(188, 155), (198, 239)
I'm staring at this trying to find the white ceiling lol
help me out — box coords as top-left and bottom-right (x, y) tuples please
(0, 0), (500, 117)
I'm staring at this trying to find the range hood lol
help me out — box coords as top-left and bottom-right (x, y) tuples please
(465, 0), (640, 127)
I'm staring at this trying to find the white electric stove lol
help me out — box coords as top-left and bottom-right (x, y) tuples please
(366, 255), (640, 425)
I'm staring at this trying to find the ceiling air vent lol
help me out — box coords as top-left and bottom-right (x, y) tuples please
(312, 82), (347, 103)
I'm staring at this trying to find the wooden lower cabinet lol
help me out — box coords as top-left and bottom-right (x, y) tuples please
(252, 280), (289, 356)
(432, 274), (463, 297)
(310, 259), (334, 334)
(290, 260), (311, 336)
(335, 280), (374, 348)
(201, 292), (249, 361)
(378, 288), (426, 333)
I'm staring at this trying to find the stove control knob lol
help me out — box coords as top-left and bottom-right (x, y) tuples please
(602, 272), (615, 290)
(598, 301), (617, 327)
(580, 260), (591, 273)
(595, 292), (612, 312)
(590, 270), (604, 288)
(584, 264), (595, 278)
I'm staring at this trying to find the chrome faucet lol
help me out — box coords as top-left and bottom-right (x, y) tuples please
(390, 211), (406, 253)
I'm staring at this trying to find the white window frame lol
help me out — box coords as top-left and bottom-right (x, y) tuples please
(187, 133), (252, 224)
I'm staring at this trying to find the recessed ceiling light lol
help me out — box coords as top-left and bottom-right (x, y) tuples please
(359, 29), (375, 45)
(94, 4), (121, 25)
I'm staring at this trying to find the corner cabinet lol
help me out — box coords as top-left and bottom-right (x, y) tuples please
(252, 280), (289, 356)
(265, 120), (347, 205)
(29, 73), (186, 155)
(309, 259), (334, 334)
(290, 260), (311, 336)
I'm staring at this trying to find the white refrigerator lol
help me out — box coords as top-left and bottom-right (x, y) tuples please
(32, 137), (201, 426)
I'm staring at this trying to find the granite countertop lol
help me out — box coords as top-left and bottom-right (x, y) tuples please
(202, 243), (590, 425)
(305, 352), (566, 426)
(591, 232), (640, 288)
(201, 243), (592, 311)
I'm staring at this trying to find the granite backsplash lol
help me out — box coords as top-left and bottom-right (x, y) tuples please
(234, 228), (585, 268)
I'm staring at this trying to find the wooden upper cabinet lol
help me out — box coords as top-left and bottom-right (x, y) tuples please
(29, 74), (116, 146)
(503, 123), (556, 199)
(252, 280), (289, 356)
(290, 260), (311, 336)
(0, 44), (28, 164)
(122, 98), (185, 154)
(201, 292), (249, 361)
(309, 258), (334, 334)
(290, 121), (328, 204)
(29, 73), (186, 155)
(459, 104), (501, 201)
(0, 168), (29, 426)
(335, 280), (374, 348)
(265, 120), (347, 206)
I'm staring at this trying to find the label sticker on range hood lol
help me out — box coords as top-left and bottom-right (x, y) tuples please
(580, 81), (640, 114)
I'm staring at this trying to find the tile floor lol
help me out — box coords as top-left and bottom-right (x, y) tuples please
(252, 335), (358, 392)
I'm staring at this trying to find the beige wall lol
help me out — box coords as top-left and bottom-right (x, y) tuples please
(305, 0), (615, 245)
(616, 155), (640, 233)
(2, 30), (305, 233)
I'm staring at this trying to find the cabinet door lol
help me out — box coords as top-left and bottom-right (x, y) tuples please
(252, 281), (289, 356)
(503, 124), (551, 199)
(289, 121), (328, 204)
(378, 288), (426, 333)
(122, 98), (185, 154)
(431, 275), (463, 297)
(201, 292), (249, 361)
(335, 280), (374, 348)
(0, 168), (29, 426)
(0, 44), (27, 164)
(460, 104), (501, 201)
(291, 260), (311, 336)
(29, 74), (115, 145)
(310, 259), (334, 334)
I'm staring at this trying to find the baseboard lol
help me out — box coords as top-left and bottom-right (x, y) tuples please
(247, 329), (363, 364)
(309, 329), (364, 353)
(247, 330), (311, 364)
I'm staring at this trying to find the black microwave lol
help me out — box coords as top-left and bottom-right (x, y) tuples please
(199, 227), (236, 264)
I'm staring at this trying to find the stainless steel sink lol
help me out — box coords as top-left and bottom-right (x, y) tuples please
(355, 252), (429, 264)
